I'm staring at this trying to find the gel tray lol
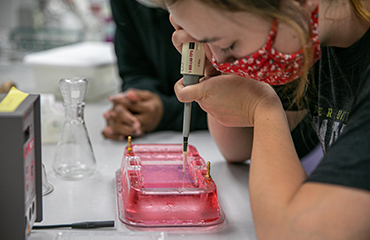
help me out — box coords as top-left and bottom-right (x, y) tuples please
(116, 144), (224, 227)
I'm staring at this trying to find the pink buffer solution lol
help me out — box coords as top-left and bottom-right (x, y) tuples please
(116, 144), (225, 227)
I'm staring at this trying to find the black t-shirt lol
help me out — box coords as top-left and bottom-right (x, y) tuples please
(306, 27), (370, 191)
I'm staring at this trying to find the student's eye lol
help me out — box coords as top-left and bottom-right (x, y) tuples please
(221, 43), (235, 53)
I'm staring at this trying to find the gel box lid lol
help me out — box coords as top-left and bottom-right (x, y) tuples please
(116, 144), (225, 227)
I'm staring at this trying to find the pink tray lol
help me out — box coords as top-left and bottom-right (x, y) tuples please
(116, 144), (225, 227)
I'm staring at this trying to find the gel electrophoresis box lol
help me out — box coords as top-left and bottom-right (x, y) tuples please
(116, 144), (224, 227)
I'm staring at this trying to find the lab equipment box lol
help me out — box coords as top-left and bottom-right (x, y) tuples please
(116, 144), (225, 227)
(0, 94), (42, 239)
(23, 42), (120, 102)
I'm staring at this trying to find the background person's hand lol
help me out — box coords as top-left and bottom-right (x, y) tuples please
(102, 89), (164, 140)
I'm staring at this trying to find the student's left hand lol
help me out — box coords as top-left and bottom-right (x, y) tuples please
(174, 74), (279, 127)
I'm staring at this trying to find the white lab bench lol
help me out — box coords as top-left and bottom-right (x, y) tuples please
(29, 99), (257, 240)
(1, 62), (321, 240)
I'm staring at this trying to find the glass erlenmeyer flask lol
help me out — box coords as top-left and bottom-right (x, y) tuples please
(53, 77), (96, 179)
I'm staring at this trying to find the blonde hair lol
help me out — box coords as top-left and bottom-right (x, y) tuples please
(351, 0), (370, 22)
(154, 0), (370, 108)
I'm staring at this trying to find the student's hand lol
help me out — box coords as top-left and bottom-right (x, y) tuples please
(102, 89), (163, 140)
(174, 74), (279, 127)
(170, 14), (220, 78)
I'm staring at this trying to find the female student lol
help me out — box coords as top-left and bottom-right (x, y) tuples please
(103, 0), (318, 161)
(156, 0), (370, 239)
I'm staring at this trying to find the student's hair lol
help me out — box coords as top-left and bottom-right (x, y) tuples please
(351, 0), (370, 22)
(154, 0), (370, 108)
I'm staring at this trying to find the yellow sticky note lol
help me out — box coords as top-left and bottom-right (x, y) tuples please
(0, 86), (29, 112)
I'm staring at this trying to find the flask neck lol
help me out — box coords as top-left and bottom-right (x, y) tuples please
(64, 103), (85, 121)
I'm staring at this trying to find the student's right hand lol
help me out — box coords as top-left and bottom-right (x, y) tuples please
(101, 89), (163, 140)
(174, 73), (278, 128)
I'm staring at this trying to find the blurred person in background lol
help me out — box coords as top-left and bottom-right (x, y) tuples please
(102, 0), (208, 140)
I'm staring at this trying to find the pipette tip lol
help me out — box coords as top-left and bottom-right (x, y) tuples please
(182, 150), (187, 181)
(182, 137), (188, 181)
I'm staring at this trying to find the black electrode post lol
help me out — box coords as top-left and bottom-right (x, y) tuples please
(180, 42), (205, 179)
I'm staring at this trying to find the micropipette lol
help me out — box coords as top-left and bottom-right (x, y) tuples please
(180, 42), (205, 180)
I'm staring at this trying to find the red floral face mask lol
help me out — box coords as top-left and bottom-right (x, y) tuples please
(212, 8), (321, 85)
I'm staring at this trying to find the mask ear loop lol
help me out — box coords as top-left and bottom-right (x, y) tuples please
(309, 7), (321, 62)
(309, 7), (319, 37)
(266, 19), (279, 52)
